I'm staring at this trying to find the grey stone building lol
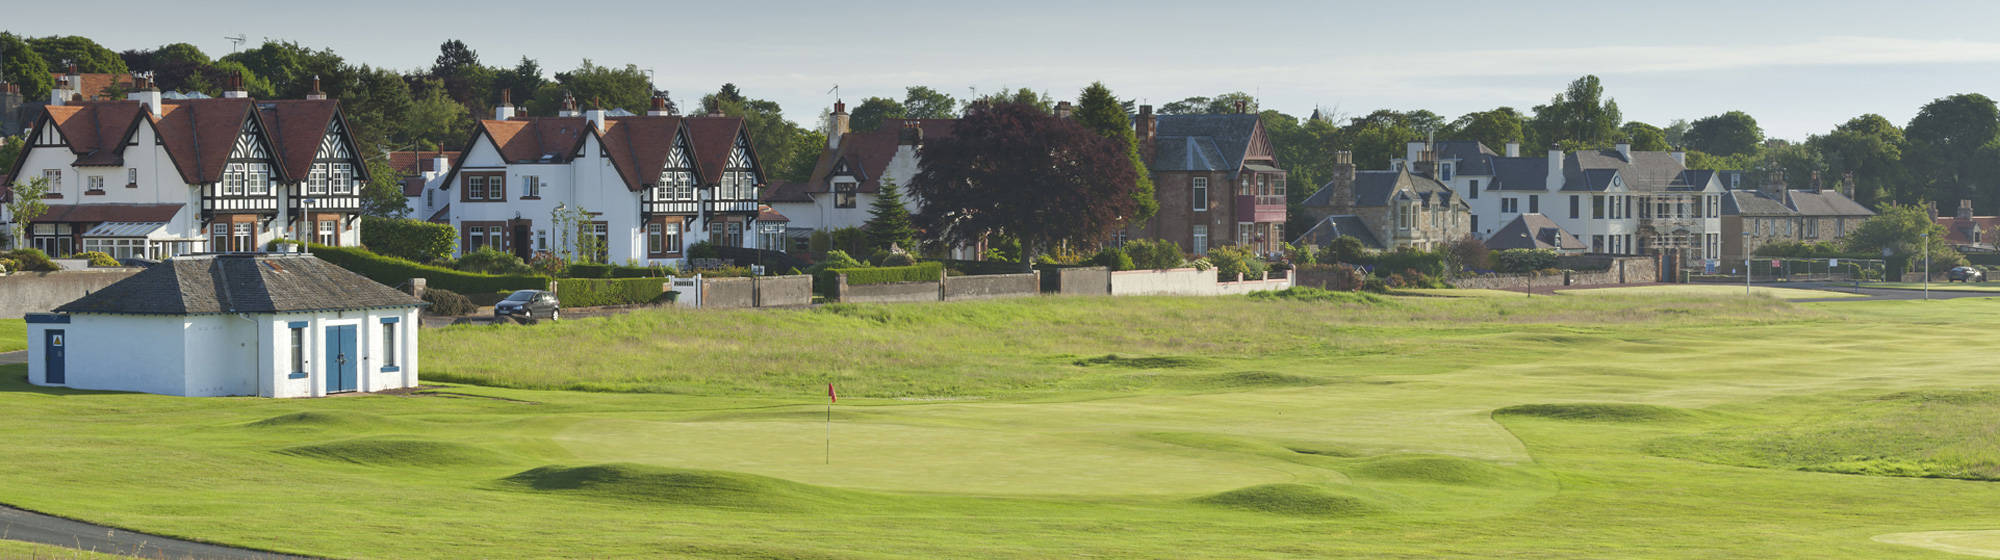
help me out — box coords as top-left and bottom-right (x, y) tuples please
(1296, 150), (1471, 251)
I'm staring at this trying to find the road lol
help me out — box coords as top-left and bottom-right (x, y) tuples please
(0, 504), (315, 559)
(1782, 282), (2000, 302)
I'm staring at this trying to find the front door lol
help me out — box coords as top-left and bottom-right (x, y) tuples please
(44, 330), (65, 384)
(512, 224), (533, 261)
(323, 325), (357, 393)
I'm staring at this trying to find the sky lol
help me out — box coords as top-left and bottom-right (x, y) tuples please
(10, 0), (2000, 141)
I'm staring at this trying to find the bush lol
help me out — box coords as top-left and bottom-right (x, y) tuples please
(554, 278), (669, 307)
(265, 238), (304, 252)
(308, 244), (547, 294)
(1282, 242), (1318, 266)
(806, 250), (868, 296)
(529, 253), (567, 277)
(837, 261), (942, 286)
(609, 264), (675, 278)
(688, 242), (721, 260)
(1207, 245), (1269, 281)
(880, 252), (917, 267)
(1323, 236), (1373, 265)
(0, 258), (15, 274)
(1092, 247), (1134, 271)
(1123, 239), (1186, 270)
(1373, 248), (1446, 278)
(1445, 234), (1489, 273)
(75, 251), (119, 267)
(454, 248), (534, 275)
(361, 216), (457, 264)
(565, 263), (613, 278)
(1294, 263), (1366, 292)
(1492, 249), (1559, 273)
(5, 248), (60, 271)
(422, 288), (476, 316)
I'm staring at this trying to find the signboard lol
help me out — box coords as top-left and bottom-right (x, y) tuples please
(1770, 259), (1781, 268)
(1828, 258), (1839, 267)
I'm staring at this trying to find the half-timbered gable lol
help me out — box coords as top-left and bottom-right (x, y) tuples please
(644, 130), (700, 216)
(205, 115), (282, 216)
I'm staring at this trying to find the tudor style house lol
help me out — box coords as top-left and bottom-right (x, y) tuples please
(432, 94), (765, 266)
(1721, 171), (1874, 261)
(2, 75), (367, 258)
(1131, 104), (1287, 256)
(764, 101), (955, 252)
(1297, 150), (1471, 251)
(1398, 140), (1724, 266)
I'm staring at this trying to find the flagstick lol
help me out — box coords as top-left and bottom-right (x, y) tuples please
(824, 402), (831, 465)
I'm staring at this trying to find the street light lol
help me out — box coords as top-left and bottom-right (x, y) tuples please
(1519, 232), (1532, 298)
(1742, 231), (1752, 296)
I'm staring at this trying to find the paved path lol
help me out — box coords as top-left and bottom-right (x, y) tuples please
(1784, 282), (2000, 302)
(0, 504), (315, 559)
(0, 351), (22, 365)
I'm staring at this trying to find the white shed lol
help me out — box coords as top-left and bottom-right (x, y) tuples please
(26, 253), (425, 398)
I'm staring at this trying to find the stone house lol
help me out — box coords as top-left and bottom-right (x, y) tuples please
(1297, 150), (1471, 251)
(1935, 199), (2000, 251)
(1129, 104), (1287, 256)
(1719, 172), (1873, 261)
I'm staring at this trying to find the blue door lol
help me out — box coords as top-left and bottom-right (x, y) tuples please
(323, 325), (357, 393)
(44, 330), (65, 385)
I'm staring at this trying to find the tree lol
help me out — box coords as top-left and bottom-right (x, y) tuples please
(431, 40), (481, 78)
(1528, 75), (1622, 149)
(360, 159), (411, 218)
(1810, 114), (1908, 205)
(864, 178), (917, 252)
(1159, 92), (1259, 115)
(1620, 122), (1671, 151)
(1074, 82), (1156, 222)
(775, 129), (825, 183)
(146, 43), (212, 92)
(196, 60), (276, 98)
(849, 96), (904, 133)
(908, 102), (1137, 264)
(1905, 93), (2000, 209)
(26, 36), (127, 75)
(1663, 119), (1692, 147)
(1684, 111), (1764, 156)
(1446, 108), (1525, 151)
(1339, 110), (1428, 169)
(341, 66), (414, 154)
(528, 60), (651, 115)
(969, 87), (1052, 114)
(1844, 202), (1965, 274)
(0, 33), (53, 100)
(400, 79), (471, 151)
(491, 57), (546, 109)
(0, 134), (22, 177)
(6, 176), (51, 250)
(902, 86), (958, 119)
(1158, 96), (1212, 115)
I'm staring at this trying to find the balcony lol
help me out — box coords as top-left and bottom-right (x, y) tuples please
(705, 200), (759, 213)
(1235, 195), (1286, 223)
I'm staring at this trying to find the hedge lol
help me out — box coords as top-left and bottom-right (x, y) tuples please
(308, 244), (548, 294)
(555, 277), (671, 307)
(566, 263), (613, 278)
(836, 261), (942, 286)
(361, 216), (456, 264)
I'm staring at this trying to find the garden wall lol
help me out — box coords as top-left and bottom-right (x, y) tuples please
(702, 277), (756, 309)
(836, 277), (941, 304)
(0, 269), (142, 319)
(754, 275), (813, 307)
(1453, 256), (1657, 290)
(1108, 268), (1292, 296)
(1053, 267), (1111, 295)
(942, 273), (1039, 302)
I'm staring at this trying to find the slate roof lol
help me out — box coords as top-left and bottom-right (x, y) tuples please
(1786, 189), (1872, 217)
(1488, 157), (1552, 191)
(1301, 170), (1460, 209)
(1484, 213), (1587, 251)
(1291, 215), (1383, 249)
(1151, 114), (1264, 174)
(1721, 190), (1796, 216)
(1434, 141), (1497, 176)
(55, 253), (424, 316)
(1429, 142), (1712, 194)
(807, 119), (957, 193)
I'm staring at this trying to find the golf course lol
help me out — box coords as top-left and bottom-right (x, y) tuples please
(5, 286), (2000, 558)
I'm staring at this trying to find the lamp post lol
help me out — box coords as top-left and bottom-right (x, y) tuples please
(1924, 229), (1931, 301)
(1742, 231), (1752, 296)
(1520, 232), (1532, 298)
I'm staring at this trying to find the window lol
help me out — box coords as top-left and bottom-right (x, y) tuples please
(309, 163), (328, 195)
(462, 174), (503, 201)
(223, 163), (245, 195)
(1192, 225), (1208, 255)
(1469, 179), (1480, 199)
(32, 223), (73, 256)
(467, 176), (485, 200)
(250, 164), (272, 196)
(587, 222), (609, 262)
(1471, 215), (1479, 233)
(834, 182), (858, 208)
(1192, 177), (1208, 212)
(759, 222), (786, 251)
(316, 219), (338, 246)
(1569, 196), (1580, 219)
(43, 169), (61, 191)
(126, 168), (137, 187)
(1593, 196), (1605, 219)
(87, 175), (104, 191)
(467, 226), (486, 251)
(664, 222), (681, 254)
(1239, 176), (1252, 196)
(1257, 175), (1269, 196)
(647, 223), (663, 254)
(232, 222), (252, 252)
(522, 176), (541, 198)
(1273, 177), (1286, 197)
(210, 223), (229, 253)
(1440, 163), (1454, 181)
(1501, 197), (1518, 213)
(1593, 235), (1605, 253)
(329, 164), (351, 195)
(536, 229), (549, 251)
(82, 238), (149, 259)
(382, 322), (398, 369)
(290, 326), (306, 375)
(1238, 222), (1253, 245)
(1527, 195), (1539, 214)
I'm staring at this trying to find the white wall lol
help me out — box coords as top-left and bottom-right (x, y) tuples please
(29, 314), (189, 395)
(11, 119), (206, 250)
(450, 133), (659, 265)
(27, 307), (419, 398)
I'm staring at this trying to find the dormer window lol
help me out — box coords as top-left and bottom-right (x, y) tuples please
(1440, 163), (1454, 181)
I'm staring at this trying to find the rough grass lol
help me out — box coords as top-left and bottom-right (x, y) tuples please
(498, 463), (876, 511)
(1494, 403), (1696, 423)
(278, 437), (507, 468)
(0, 319), (24, 353)
(1648, 390), (2000, 481)
(1192, 483), (1386, 517)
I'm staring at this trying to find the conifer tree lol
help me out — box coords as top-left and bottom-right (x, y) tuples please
(865, 178), (917, 252)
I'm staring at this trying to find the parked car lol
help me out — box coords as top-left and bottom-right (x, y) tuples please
(493, 290), (560, 321)
(1947, 266), (1984, 283)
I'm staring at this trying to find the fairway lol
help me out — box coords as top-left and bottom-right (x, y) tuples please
(1557, 284), (1863, 299)
(7, 293), (2000, 558)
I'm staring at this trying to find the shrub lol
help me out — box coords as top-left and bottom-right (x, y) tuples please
(5, 248), (60, 271)
(688, 242), (721, 260)
(75, 251), (120, 267)
(609, 264), (675, 278)
(1373, 248), (1446, 279)
(265, 238), (304, 252)
(529, 253), (567, 277)
(422, 288), (476, 316)
(454, 248), (534, 275)
(1295, 263), (1366, 292)
(880, 252), (917, 267)
(554, 278), (669, 307)
(566, 263), (613, 278)
(361, 216), (457, 263)
(1092, 247), (1134, 271)
(1283, 242), (1318, 266)
(806, 250), (868, 296)
(1123, 238), (1186, 270)
(1207, 245), (1269, 281)
(837, 261), (943, 286)
(689, 265), (756, 278)
(1492, 248), (1559, 273)
(308, 244), (547, 294)
(1323, 236), (1373, 265)
(1445, 234), (1489, 273)
(0, 258), (15, 273)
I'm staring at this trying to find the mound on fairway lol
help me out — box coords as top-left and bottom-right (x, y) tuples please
(1073, 354), (1209, 369)
(245, 411), (400, 430)
(1649, 390), (2000, 481)
(1193, 483), (1385, 517)
(1347, 455), (1540, 487)
(1494, 403), (1693, 423)
(500, 463), (869, 511)
(278, 437), (505, 467)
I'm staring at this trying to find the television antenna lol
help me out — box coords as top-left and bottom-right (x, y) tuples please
(224, 34), (246, 53)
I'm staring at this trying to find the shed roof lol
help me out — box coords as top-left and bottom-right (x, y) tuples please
(55, 253), (424, 315)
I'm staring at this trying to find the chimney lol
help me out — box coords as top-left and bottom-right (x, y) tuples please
(584, 101), (608, 133)
(494, 90), (517, 120)
(1615, 140), (1631, 161)
(827, 100), (849, 150)
(1054, 101), (1072, 119)
(1546, 144), (1563, 191)
(1960, 199), (1975, 221)
(305, 75), (327, 100)
(128, 74), (162, 118)
(1762, 169), (1786, 199)
(431, 154), (450, 178)
(899, 121), (924, 146)
(1929, 201), (1940, 221)
(1670, 147), (1686, 165)
(1411, 147), (1438, 178)
(558, 92), (578, 117)
(1329, 151), (1357, 213)
(223, 72), (248, 98)
(1505, 141), (1520, 158)
(1841, 171), (1856, 198)
(1233, 100), (1247, 114)
(1810, 170), (1824, 192)
(647, 93), (671, 117)
(1406, 141), (1427, 164)
(1135, 104), (1155, 143)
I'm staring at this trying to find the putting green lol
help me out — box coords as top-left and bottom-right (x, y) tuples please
(1557, 284), (1862, 299)
(1874, 531), (2000, 558)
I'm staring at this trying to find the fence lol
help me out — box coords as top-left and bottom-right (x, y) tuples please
(1687, 258), (1888, 284)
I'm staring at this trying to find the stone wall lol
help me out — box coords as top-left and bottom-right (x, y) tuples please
(942, 273), (1039, 302)
(754, 275), (812, 307)
(836, 277), (941, 304)
(1054, 267), (1111, 295)
(701, 277), (756, 309)
(1108, 268), (1292, 296)
(0, 269), (142, 319)
(1452, 256), (1657, 290)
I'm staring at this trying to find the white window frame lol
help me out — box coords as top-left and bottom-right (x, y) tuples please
(126, 168), (138, 187)
(1192, 177), (1209, 212)
(1192, 225), (1209, 255)
(87, 175), (104, 191)
(523, 175), (541, 198)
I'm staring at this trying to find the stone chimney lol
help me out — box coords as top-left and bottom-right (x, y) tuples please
(1928, 201), (1941, 221)
(1411, 147), (1438, 178)
(222, 72), (249, 98)
(828, 100), (849, 150)
(647, 93), (671, 117)
(1761, 169), (1787, 199)
(1615, 140), (1632, 161)
(1135, 104), (1155, 143)
(1841, 171), (1856, 198)
(1233, 100), (1247, 114)
(494, 90), (517, 120)
(899, 121), (924, 146)
(1328, 150), (1357, 213)
(305, 75), (326, 100)
(1960, 199), (1975, 221)
(558, 92), (578, 117)
(1505, 141), (1520, 158)
(128, 74), (162, 118)
(1810, 170), (1824, 192)
(1054, 101), (1072, 119)
(1545, 144), (1564, 191)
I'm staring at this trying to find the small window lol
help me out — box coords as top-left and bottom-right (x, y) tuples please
(290, 326), (306, 374)
(1569, 195), (1580, 219)
(523, 176), (540, 198)
(382, 322), (398, 369)
(1593, 196), (1605, 219)
(1528, 195), (1539, 214)
(664, 222), (682, 254)
(647, 223), (664, 254)
(1192, 177), (1209, 212)
(1468, 179), (1479, 199)
(87, 176), (104, 191)
(1192, 225), (1209, 255)
(126, 168), (138, 187)
(1440, 163), (1454, 181)
(834, 182), (858, 208)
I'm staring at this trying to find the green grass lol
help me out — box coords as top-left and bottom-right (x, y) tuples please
(1557, 284), (1864, 299)
(0, 319), (24, 352)
(9, 294), (2000, 557)
(1867, 281), (2000, 292)
(0, 541), (127, 559)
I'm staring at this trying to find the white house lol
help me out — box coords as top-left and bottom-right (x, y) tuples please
(394, 150), (460, 222)
(431, 94), (767, 267)
(764, 101), (966, 256)
(1395, 140), (1724, 267)
(26, 253), (423, 398)
(1, 75), (369, 258)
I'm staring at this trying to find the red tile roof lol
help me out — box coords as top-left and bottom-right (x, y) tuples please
(476, 117), (588, 165)
(760, 181), (814, 203)
(256, 100), (342, 181)
(599, 116), (685, 192)
(48, 72), (135, 100)
(806, 118), (955, 193)
(757, 204), (789, 222)
(685, 116), (756, 185)
(388, 150), (461, 175)
(40, 101), (147, 167)
(38, 203), (184, 223)
(402, 176), (426, 197)
(1939, 215), (2000, 245)
(157, 98), (258, 184)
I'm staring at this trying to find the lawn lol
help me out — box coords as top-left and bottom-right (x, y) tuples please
(1866, 281), (2000, 292)
(4, 293), (2000, 558)
(1557, 284), (1865, 299)
(0, 319), (24, 353)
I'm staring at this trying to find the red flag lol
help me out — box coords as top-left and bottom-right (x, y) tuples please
(828, 383), (837, 403)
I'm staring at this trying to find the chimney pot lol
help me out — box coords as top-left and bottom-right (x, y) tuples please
(1233, 100), (1247, 114)
(1505, 141), (1520, 158)
(67, 64), (79, 75)
(1054, 101), (1073, 119)
(1960, 199), (1976, 221)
